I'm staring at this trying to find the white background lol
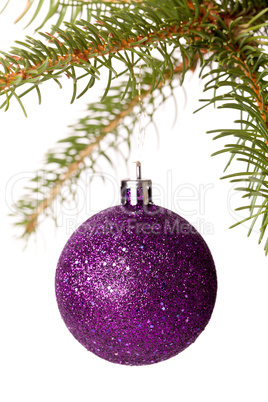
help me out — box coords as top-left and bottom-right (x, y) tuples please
(0, 3), (267, 402)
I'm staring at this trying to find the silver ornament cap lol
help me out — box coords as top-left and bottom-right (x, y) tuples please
(121, 161), (152, 205)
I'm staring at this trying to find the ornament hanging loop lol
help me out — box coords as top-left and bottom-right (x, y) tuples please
(135, 161), (142, 180)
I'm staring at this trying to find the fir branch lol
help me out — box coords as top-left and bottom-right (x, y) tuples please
(198, 4), (268, 253)
(14, 61), (186, 237)
(2, 0), (266, 109)
(3, 0), (268, 254)
(0, 25), (183, 92)
(0, 0), (217, 112)
(23, 134), (105, 235)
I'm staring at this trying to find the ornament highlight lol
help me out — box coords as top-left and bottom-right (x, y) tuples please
(56, 167), (217, 365)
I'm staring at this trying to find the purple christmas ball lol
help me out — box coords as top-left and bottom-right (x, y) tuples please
(55, 202), (217, 365)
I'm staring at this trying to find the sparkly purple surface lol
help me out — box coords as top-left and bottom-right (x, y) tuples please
(55, 204), (217, 365)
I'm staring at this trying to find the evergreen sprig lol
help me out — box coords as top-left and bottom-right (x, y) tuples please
(2, 0), (268, 254)
(0, 1), (201, 114)
(195, 2), (268, 253)
(12, 60), (184, 237)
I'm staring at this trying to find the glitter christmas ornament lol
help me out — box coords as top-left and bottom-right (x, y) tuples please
(55, 164), (217, 365)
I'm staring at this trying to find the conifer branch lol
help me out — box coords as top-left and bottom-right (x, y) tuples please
(0, 0), (218, 111)
(197, 4), (268, 253)
(2, 0), (268, 254)
(0, 25), (189, 93)
(23, 133), (105, 235)
(14, 60), (187, 237)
